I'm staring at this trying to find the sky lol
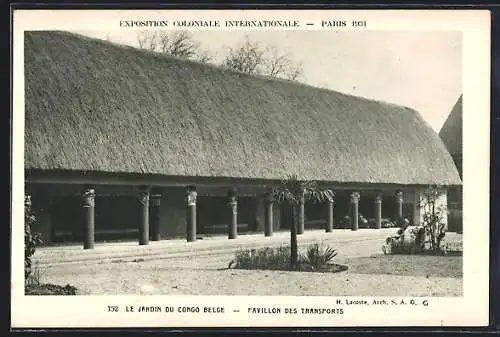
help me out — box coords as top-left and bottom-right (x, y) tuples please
(74, 30), (462, 132)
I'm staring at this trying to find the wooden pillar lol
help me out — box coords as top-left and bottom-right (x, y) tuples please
(326, 199), (334, 232)
(395, 190), (403, 219)
(228, 189), (237, 239)
(374, 192), (382, 229)
(264, 189), (274, 237)
(138, 186), (150, 246)
(298, 192), (305, 235)
(82, 185), (95, 250)
(150, 189), (161, 241)
(350, 192), (360, 231)
(186, 186), (197, 242)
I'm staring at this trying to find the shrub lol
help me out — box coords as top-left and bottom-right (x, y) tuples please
(359, 214), (370, 228)
(232, 243), (339, 272)
(25, 262), (42, 287)
(393, 216), (407, 229)
(25, 196), (43, 281)
(341, 214), (370, 229)
(395, 218), (411, 235)
(382, 226), (424, 255)
(381, 218), (395, 228)
(369, 218), (399, 229)
(25, 284), (78, 296)
(233, 245), (291, 270)
(420, 186), (447, 254)
(382, 187), (450, 256)
(302, 243), (338, 271)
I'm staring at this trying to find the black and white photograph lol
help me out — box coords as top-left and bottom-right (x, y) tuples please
(11, 9), (490, 328)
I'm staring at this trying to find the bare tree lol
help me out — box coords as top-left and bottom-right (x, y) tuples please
(222, 36), (303, 81)
(265, 46), (304, 81)
(222, 37), (266, 74)
(134, 32), (303, 81)
(157, 31), (200, 58)
(195, 49), (215, 64)
(137, 31), (146, 49)
(265, 46), (290, 77)
(137, 30), (203, 60)
(136, 31), (159, 51)
(285, 61), (303, 81)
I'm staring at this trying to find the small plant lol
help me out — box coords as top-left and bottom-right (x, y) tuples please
(302, 243), (338, 271)
(342, 214), (370, 229)
(393, 216), (408, 231)
(25, 196), (43, 281)
(420, 186), (448, 254)
(342, 216), (351, 229)
(25, 262), (42, 287)
(382, 220), (425, 255)
(383, 186), (449, 255)
(25, 283), (78, 296)
(359, 214), (369, 228)
(231, 243), (343, 272)
(381, 218), (395, 228)
(232, 245), (291, 270)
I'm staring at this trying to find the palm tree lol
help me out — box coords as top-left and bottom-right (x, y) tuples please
(272, 174), (334, 268)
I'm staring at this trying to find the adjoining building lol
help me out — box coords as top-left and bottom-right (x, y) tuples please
(439, 95), (463, 232)
(23, 31), (462, 248)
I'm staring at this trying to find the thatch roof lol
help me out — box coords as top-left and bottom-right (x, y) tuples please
(439, 95), (462, 156)
(24, 31), (461, 186)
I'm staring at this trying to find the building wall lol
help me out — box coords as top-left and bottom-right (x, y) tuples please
(25, 181), (452, 245)
(447, 153), (462, 209)
(413, 188), (448, 229)
(25, 183), (269, 243)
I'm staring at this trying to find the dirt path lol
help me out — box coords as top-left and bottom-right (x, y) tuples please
(33, 229), (397, 266)
(32, 230), (463, 296)
(37, 262), (462, 296)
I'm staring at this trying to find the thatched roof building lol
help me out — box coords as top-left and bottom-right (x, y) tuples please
(439, 95), (462, 176)
(439, 95), (463, 232)
(24, 31), (461, 186)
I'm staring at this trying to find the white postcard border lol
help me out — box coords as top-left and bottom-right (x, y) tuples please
(11, 9), (491, 328)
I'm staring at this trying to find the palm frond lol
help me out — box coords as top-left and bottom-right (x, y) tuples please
(307, 188), (335, 204)
(273, 174), (335, 206)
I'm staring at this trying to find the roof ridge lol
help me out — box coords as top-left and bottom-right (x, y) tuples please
(40, 30), (413, 111)
(23, 30), (462, 185)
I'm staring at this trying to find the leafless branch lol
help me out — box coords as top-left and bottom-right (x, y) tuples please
(222, 37), (265, 75)
(155, 31), (199, 58)
(196, 50), (214, 64)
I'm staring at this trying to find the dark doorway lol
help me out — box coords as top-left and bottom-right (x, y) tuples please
(196, 196), (255, 235)
(50, 195), (140, 243)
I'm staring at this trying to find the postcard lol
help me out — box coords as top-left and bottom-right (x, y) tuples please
(11, 8), (490, 328)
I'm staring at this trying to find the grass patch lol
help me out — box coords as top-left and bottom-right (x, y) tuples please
(25, 283), (78, 295)
(344, 253), (462, 278)
(230, 243), (348, 273)
(25, 262), (79, 295)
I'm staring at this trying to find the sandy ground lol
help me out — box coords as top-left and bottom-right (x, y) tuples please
(32, 229), (463, 296)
